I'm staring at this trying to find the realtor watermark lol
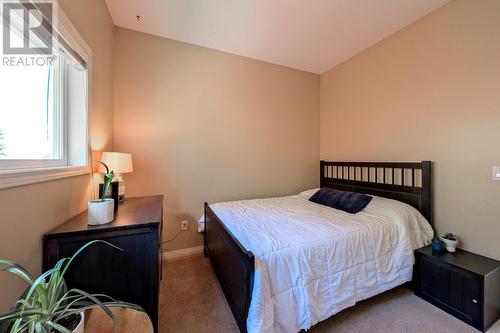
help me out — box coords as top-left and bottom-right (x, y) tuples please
(2, 1), (54, 66)
(2, 55), (52, 66)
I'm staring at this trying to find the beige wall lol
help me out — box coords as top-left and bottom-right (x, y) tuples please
(113, 28), (320, 251)
(0, 0), (115, 311)
(320, 0), (500, 259)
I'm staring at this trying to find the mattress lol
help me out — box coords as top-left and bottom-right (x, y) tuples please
(208, 189), (434, 333)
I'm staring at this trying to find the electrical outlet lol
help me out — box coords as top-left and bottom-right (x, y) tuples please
(181, 220), (189, 231)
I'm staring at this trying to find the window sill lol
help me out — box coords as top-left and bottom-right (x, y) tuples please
(0, 165), (91, 190)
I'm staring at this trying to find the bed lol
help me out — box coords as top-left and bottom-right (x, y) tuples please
(203, 161), (433, 333)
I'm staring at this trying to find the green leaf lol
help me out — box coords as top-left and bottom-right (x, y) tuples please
(59, 240), (122, 281)
(53, 293), (115, 321)
(101, 171), (114, 201)
(65, 289), (118, 332)
(94, 160), (109, 174)
(46, 320), (72, 333)
(0, 240), (141, 333)
(55, 300), (143, 318)
(0, 308), (47, 322)
(20, 269), (55, 316)
(94, 161), (115, 201)
(0, 260), (34, 285)
(10, 318), (22, 333)
(47, 258), (69, 309)
(34, 321), (44, 333)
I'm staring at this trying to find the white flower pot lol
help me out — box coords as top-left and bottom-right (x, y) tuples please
(88, 199), (114, 225)
(440, 237), (458, 253)
(73, 312), (84, 333)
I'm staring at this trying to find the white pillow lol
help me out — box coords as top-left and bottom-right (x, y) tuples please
(364, 195), (434, 248)
(296, 188), (320, 199)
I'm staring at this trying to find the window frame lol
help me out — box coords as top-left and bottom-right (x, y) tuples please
(0, 2), (92, 189)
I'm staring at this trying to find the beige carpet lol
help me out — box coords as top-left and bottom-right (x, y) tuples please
(160, 255), (500, 333)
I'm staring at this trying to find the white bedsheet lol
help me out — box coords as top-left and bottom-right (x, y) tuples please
(208, 189), (434, 333)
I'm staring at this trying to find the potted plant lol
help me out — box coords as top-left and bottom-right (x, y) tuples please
(0, 240), (143, 333)
(88, 161), (115, 225)
(440, 233), (458, 253)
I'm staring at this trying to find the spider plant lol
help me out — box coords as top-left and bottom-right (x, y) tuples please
(95, 161), (114, 201)
(442, 232), (457, 241)
(0, 240), (144, 333)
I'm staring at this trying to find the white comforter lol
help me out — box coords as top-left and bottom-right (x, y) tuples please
(208, 189), (434, 333)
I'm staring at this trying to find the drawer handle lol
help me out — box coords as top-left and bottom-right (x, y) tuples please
(472, 299), (478, 304)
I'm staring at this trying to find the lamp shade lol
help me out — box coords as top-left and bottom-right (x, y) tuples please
(100, 152), (134, 174)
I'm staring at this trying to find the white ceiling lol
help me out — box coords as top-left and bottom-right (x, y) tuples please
(105, 0), (449, 74)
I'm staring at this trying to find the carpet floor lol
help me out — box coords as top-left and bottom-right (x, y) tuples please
(159, 255), (500, 333)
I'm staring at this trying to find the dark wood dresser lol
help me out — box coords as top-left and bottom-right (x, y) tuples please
(43, 195), (164, 333)
(415, 245), (500, 332)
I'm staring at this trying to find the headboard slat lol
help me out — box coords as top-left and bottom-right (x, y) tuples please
(320, 161), (432, 226)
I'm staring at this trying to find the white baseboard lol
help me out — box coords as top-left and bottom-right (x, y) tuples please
(162, 245), (204, 261)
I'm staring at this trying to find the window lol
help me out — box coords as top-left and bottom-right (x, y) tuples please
(0, 2), (91, 188)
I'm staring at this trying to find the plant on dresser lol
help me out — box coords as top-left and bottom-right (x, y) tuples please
(0, 241), (143, 333)
(88, 161), (115, 225)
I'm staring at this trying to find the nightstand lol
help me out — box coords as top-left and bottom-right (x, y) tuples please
(415, 245), (500, 332)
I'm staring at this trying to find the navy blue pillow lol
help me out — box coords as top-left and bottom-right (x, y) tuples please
(309, 188), (372, 214)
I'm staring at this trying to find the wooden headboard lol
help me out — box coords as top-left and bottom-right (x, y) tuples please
(320, 161), (432, 225)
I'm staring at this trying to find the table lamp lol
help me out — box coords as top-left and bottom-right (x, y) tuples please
(100, 152), (134, 202)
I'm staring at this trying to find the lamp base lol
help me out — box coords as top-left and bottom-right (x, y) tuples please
(114, 173), (126, 202)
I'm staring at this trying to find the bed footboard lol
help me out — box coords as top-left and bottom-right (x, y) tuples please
(204, 203), (254, 333)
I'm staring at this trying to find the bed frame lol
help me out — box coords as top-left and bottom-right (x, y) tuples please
(204, 161), (432, 332)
